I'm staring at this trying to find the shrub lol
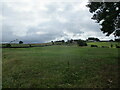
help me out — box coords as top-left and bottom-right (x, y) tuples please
(6, 44), (11, 48)
(116, 45), (120, 48)
(101, 46), (109, 48)
(19, 41), (23, 44)
(91, 45), (98, 47)
(51, 41), (54, 45)
(115, 38), (120, 42)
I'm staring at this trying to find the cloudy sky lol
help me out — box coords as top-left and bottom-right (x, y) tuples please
(1, 0), (114, 43)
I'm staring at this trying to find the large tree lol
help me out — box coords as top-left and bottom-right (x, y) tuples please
(19, 41), (23, 44)
(86, 1), (120, 37)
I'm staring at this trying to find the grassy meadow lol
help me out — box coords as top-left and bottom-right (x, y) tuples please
(2, 42), (119, 88)
(87, 42), (120, 47)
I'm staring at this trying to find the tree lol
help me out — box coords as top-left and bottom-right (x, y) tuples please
(70, 39), (73, 43)
(51, 41), (54, 45)
(19, 41), (23, 44)
(86, 1), (120, 37)
(62, 40), (65, 43)
(6, 44), (11, 48)
(115, 38), (120, 42)
(95, 38), (100, 41)
(109, 39), (113, 42)
(77, 40), (87, 46)
(87, 37), (100, 41)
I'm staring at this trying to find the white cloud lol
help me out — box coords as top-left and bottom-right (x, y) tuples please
(1, 0), (88, 3)
(56, 16), (68, 23)
(1, 0), (114, 43)
(36, 31), (47, 35)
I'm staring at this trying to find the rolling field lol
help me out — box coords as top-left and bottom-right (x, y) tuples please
(2, 43), (120, 88)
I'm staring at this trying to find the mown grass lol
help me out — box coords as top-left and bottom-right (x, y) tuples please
(2, 45), (119, 88)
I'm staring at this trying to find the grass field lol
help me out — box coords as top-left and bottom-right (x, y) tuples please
(1, 41), (120, 47)
(87, 42), (120, 48)
(2, 42), (119, 88)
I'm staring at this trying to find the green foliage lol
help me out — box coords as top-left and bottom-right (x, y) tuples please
(51, 41), (54, 45)
(87, 37), (100, 41)
(6, 44), (11, 48)
(77, 40), (87, 46)
(62, 40), (65, 43)
(19, 41), (23, 44)
(115, 38), (120, 42)
(114, 29), (120, 37)
(87, 2), (120, 36)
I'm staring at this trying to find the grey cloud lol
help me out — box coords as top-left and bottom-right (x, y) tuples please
(1, 1), (114, 43)
(2, 25), (21, 42)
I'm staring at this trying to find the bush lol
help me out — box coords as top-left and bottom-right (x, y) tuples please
(91, 45), (98, 47)
(77, 40), (87, 46)
(6, 44), (11, 48)
(101, 46), (109, 48)
(116, 45), (120, 48)
(19, 41), (23, 44)
(115, 39), (120, 42)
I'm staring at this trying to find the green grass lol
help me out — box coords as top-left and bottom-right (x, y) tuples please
(1, 42), (120, 48)
(0, 48), (2, 89)
(2, 45), (119, 88)
(87, 42), (120, 48)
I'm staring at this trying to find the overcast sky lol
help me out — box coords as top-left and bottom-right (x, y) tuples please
(1, 0), (115, 43)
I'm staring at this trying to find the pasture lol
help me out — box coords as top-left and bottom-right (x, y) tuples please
(2, 42), (119, 88)
(87, 42), (120, 48)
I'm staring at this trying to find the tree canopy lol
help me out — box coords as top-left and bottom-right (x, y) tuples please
(77, 40), (87, 46)
(19, 41), (23, 44)
(86, 1), (120, 37)
(87, 37), (100, 41)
